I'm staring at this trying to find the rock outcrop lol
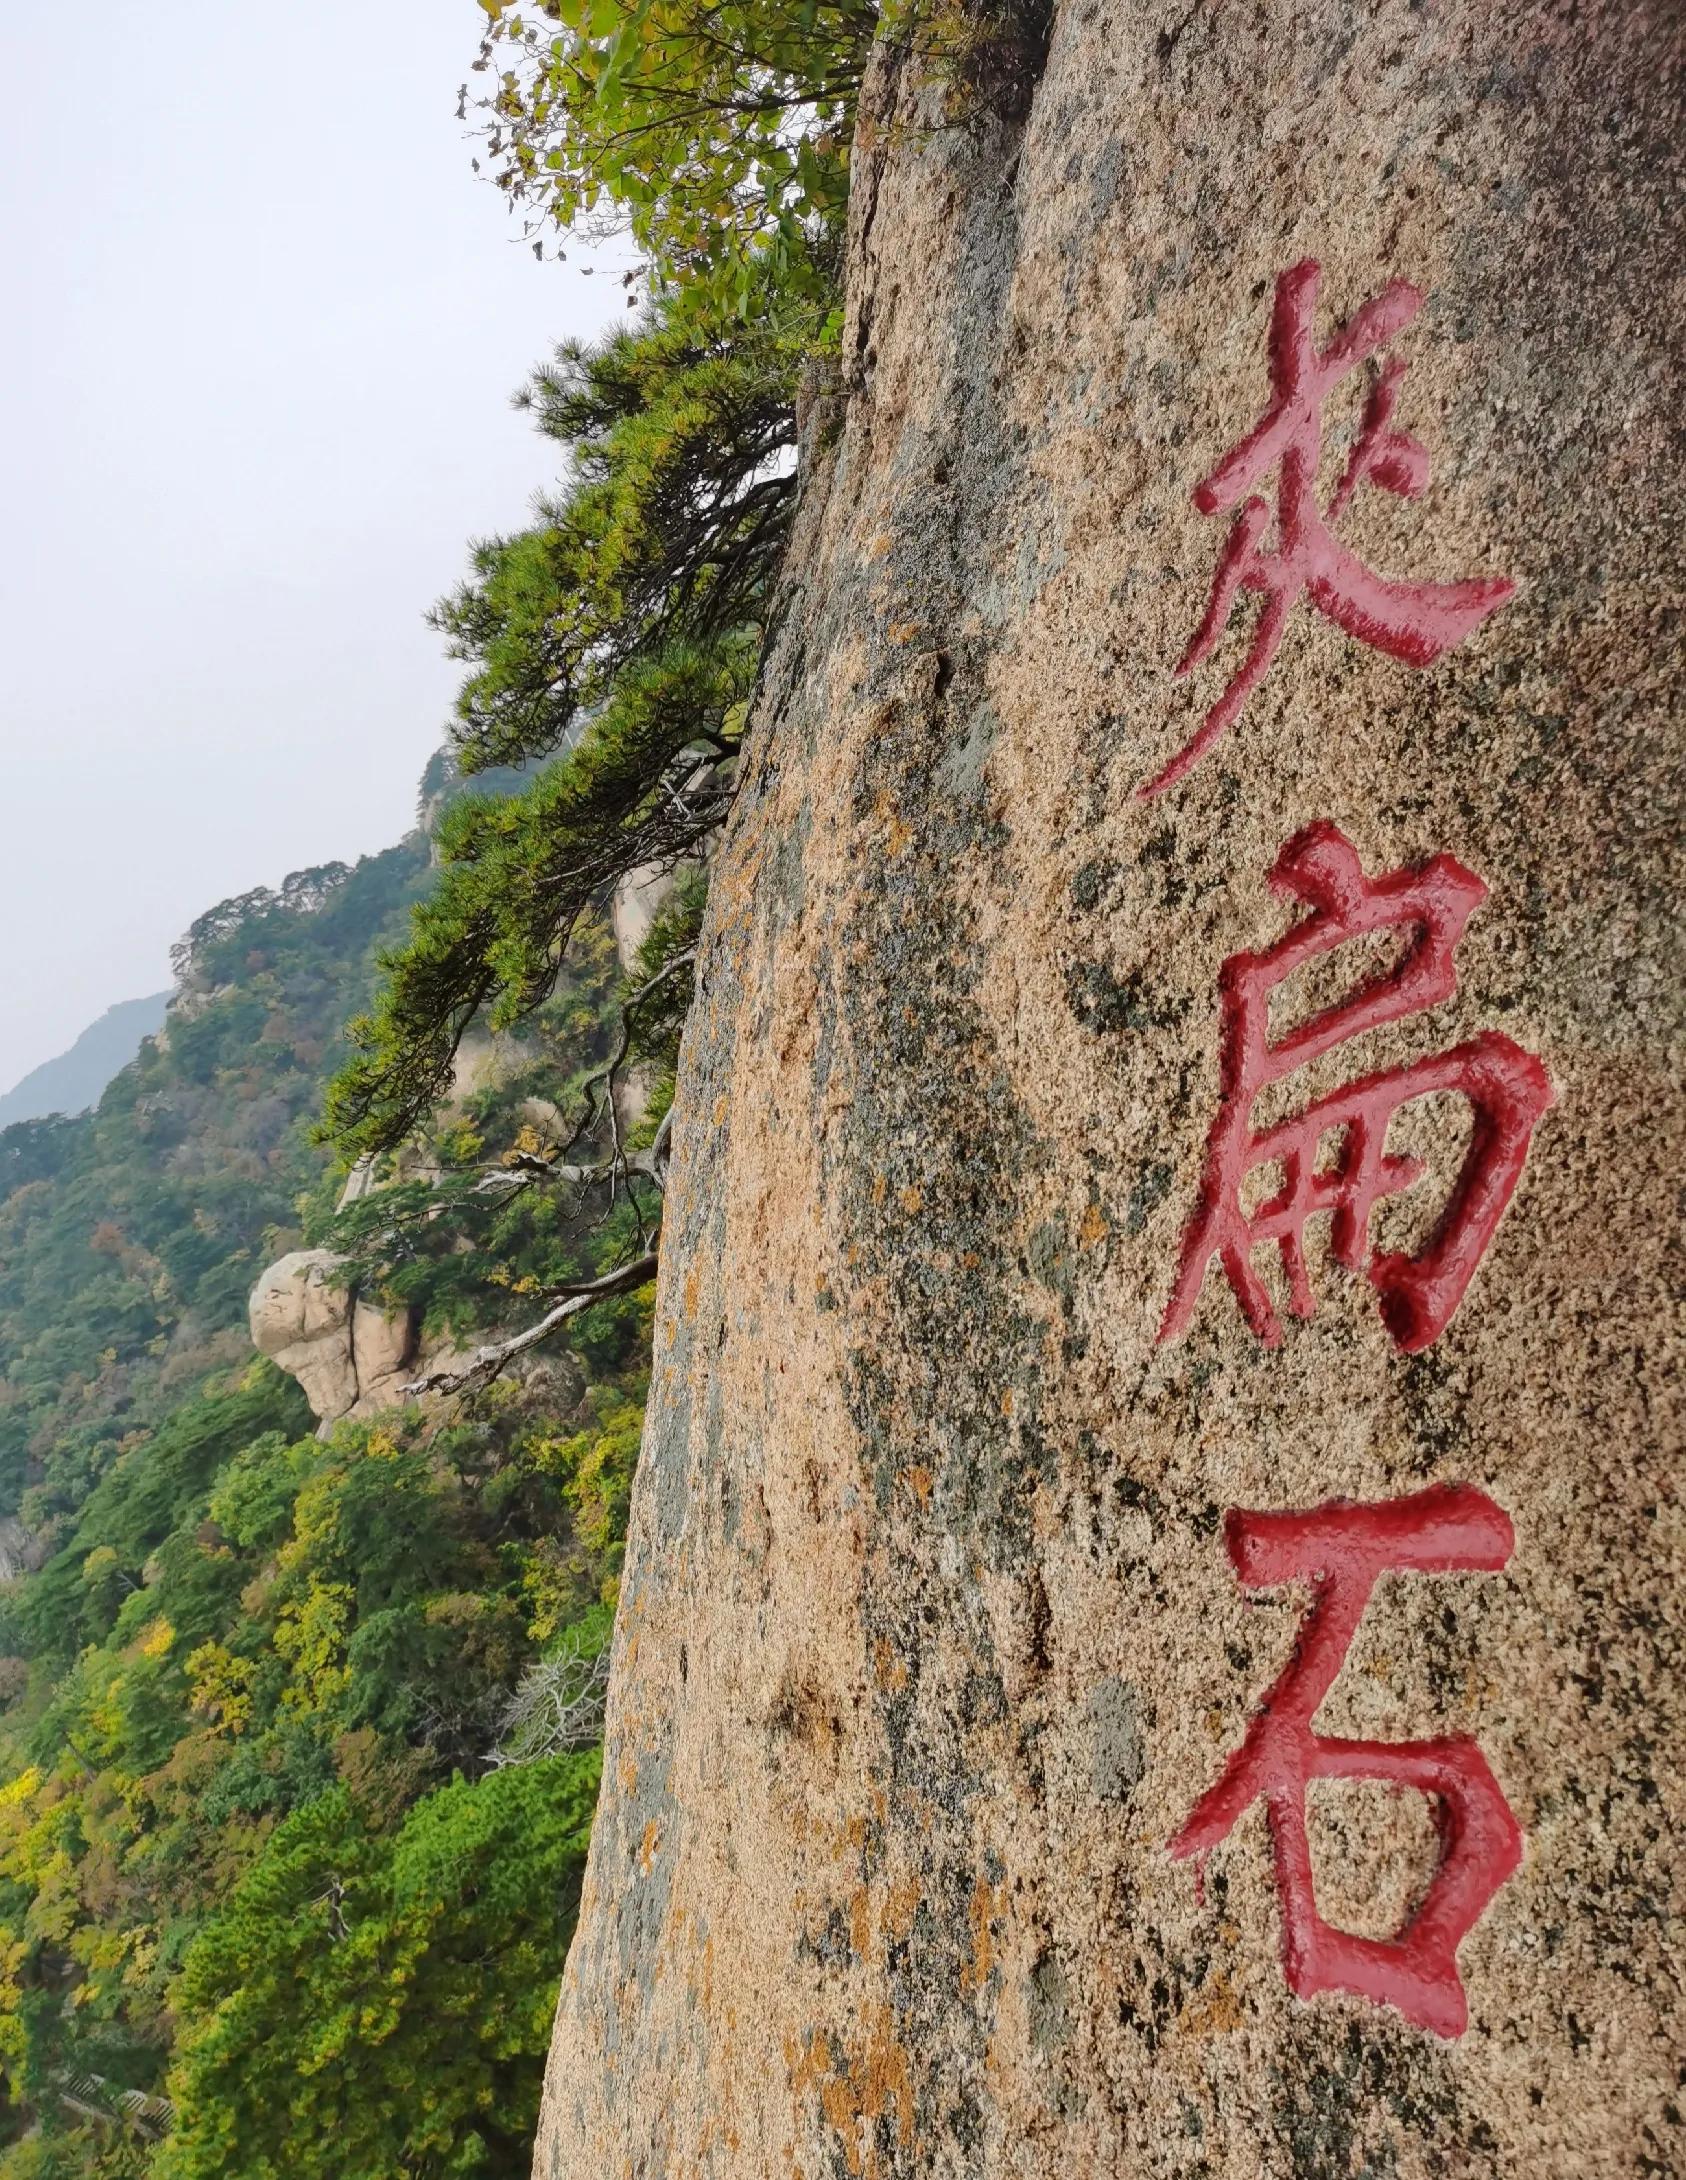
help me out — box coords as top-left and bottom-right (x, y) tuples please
(247, 1250), (418, 1430)
(610, 861), (675, 973)
(537, 6), (1682, 2176)
(612, 862), (683, 1133)
(0, 1518), (48, 1586)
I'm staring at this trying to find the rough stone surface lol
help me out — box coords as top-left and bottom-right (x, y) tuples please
(449, 1025), (527, 1105)
(613, 862), (684, 1133)
(536, 7), (1683, 2174)
(247, 1249), (418, 1428)
(611, 862), (678, 974)
(0, 1518), (48, 1586)
(336, 1152), (379, 1210)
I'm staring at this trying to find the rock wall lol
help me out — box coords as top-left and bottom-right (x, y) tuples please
(611, 862), (677, 974)
(536, 6), (1683, 2174)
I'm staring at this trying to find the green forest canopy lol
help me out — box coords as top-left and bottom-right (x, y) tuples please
(0, 831), (652, 2173)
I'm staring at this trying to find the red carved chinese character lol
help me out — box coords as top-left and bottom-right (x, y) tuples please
(1159, 822), (1552, 1354)
(1171, 1484), (1522, 2038)
(1143, 258), (1515, 797)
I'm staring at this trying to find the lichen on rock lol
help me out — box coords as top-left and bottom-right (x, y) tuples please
(534, 5), (1685, 2173)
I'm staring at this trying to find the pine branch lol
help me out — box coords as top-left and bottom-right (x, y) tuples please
(402, 1252), (661, 1397)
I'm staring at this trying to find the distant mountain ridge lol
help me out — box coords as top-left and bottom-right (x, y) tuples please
(0, 991), (171, 1126)
(0, 835), (434, 1519)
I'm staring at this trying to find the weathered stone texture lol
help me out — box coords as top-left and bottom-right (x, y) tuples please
(536, 5), (1683, 2173)
(247, 1249), (418, 1428)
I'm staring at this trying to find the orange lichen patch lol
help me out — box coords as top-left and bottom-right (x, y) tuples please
(1178, 1969), (1245, 2038)
(618, 1750), (640, 1796)
(903, 1466), (933, 1507)
(1077, 1199), (1109, 1248)
(879, 1873), (922, 1948)
(696, 2109), (743, 2166)
(783, 2027), (826, 2089)
(873, 1637), (910, 1694)
(959, 1878), (1006, 1997)
(1000, 1387), (1016, 1418)
(711, 1095), (729, 1126)
(887, 620), (924, 645)
(898, 1185), (924, 1214)
(638, 1820), (662, 1875)
(1030, 1482), (1063, 1543)
(785, 2006), (916, 2178)
(867, 789), (914, 855)
(684, 1270), (700, 1321)
(866, 532), (894, 560)
(838, 1869), (928, 1966)
(871, 1174), (888, 1207)
(783, 2028), (825, 2088)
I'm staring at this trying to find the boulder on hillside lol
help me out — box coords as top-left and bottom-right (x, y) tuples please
(247, 1249), (418, 1431)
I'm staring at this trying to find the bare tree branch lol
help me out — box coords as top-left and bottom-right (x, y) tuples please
(403, 1251), (661, 1397)
(487, 1632), (612, 1767)
(474, 1084), (678, 1206)
(560, 946), (698, 1166)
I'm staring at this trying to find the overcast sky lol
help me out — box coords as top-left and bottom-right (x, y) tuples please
(0, 1), (622, 1093)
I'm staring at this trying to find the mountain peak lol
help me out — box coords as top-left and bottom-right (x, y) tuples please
(0, 992), (171, 1128)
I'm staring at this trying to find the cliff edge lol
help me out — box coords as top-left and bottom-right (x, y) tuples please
(536, 6), (1683, 2173)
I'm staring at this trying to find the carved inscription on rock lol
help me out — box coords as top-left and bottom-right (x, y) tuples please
(1170, 1485), (1522, 2038)
(1145, 259), (1515, 796)
(1158, 821), (1553, 1354)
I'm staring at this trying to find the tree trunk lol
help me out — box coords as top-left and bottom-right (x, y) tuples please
(535, 5), (1683, 2173)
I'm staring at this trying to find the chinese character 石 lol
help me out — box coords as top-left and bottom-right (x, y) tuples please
(1158, 821), (1552, 1353)
(1170, 1484), (1522, 2038)
(1144, 259), (1515, 797)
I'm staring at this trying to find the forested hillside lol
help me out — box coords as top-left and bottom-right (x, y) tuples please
(0, 785), (656, 2175)
(0, 844), (430, 1536)
(0, 226), (788, 2161)
(0, 1000), (171, 1135)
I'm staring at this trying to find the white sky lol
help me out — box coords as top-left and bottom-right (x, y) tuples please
(0, 1), (622, 1091)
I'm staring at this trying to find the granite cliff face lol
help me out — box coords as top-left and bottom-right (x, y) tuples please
(536, 6), (1683, 2174)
